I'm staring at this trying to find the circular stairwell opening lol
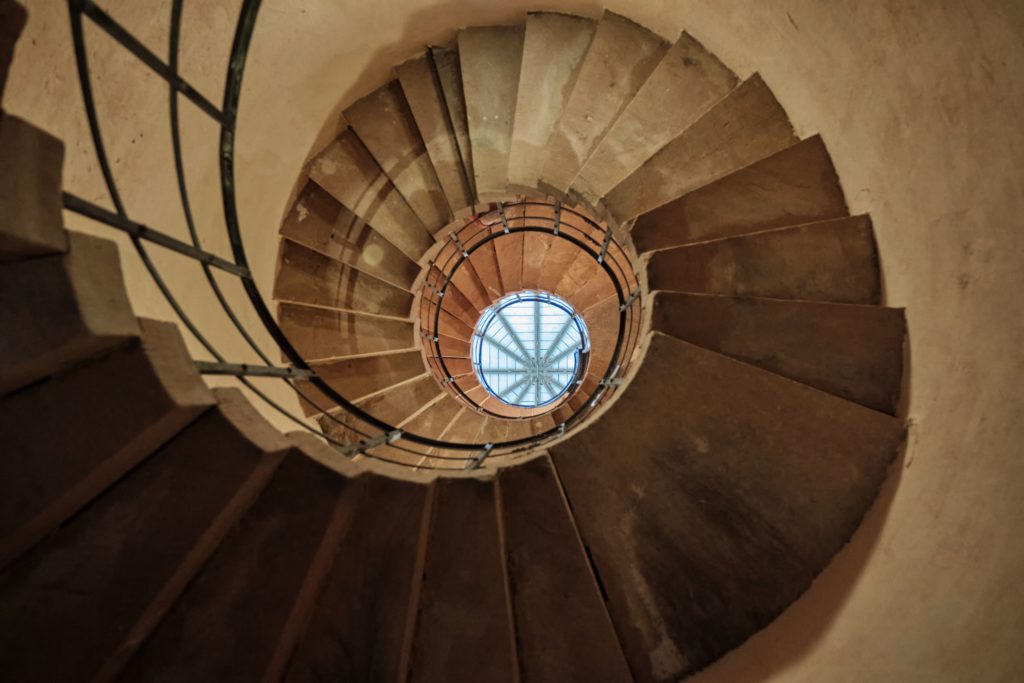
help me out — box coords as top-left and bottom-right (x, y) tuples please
(472, 291), (590, 409)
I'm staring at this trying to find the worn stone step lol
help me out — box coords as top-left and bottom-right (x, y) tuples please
(309, 130), (435, 262)
(280, 181), (420, 290)
(652, 292), (905, 414)
(0, 388), (289, 680)
(645, 216), (881, 304)
(553, 250), (614, 313)
(493, 231), (525, 294)
(632, 135), (849, 253)
(536, 236), (579, 292)
(449, 256), (493, 311)
(437, 332), (471, 360)
(508, 12), (596, 189)
(539, 11), (669, 194)
(285, 476), (430, 681)
(604, 74), (798, 223)
(293, 348), (425, 417)
(121, 451), (350, 681)
(458, 25), (525, 198)
(345, 81), (453, 232)
(273, 239), (413, 318)
(408, 478), (514, 682)
(520, 231), (555, 290)
(397, 53), (474, 214)
(0, 231), (138, 394)
(500, 455), (631, 682)
(401, 393), (464, 442)
(551, 332), (904, 680)
(0, 114), (66, 259)
(0, 319), (213, 570)
(468, 238), (505, 301)
(431, 44), (476, 200)
(278, 302), (414, 362)
(572, 32), (738, 203)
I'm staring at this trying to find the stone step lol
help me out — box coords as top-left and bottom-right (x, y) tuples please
(632, 135), (849, 253)
(278, 302), (414, 362)
(280, 181), (419, 291)
(645, 216), (881, 304)
(401, 393), (464, 441)
(397, 53), (474, 214)
(285, 476), (431, 681)
(492, 231), (525, 294)
(317, 374), (442, 446)
(458, 25), (525, 198)
(345, 81), (453, 232)
(550, 332), (904, 680)
(553, 250), (615, 313)
(121, 451), (350, 681)
(604, 74), (798, 223)
(539, 11), (669, 194)
(0, 388), (289, 680)
(437, 332), (471, 360)
(651, 292), (905, 414)
(449, 256), (493, 311)
(430, 44), (476, 200)
(408, 478), (515, 682)
(293, 348), (425, 417)
(0, 115), (66, 259)
(0, 319), (214, 569)
(507, 12), (596, 189)
(0, 0), (27, 102)
(0, 231), (138, 394)
(520, 231), (555, 290)
(274, 238), (414, 318)
(500, 455), (631, 682)
(468, 238), (505, 301)
(309, 130), (434, 262)
(572, 32), (738, 203)
(536, 236), (579, 292)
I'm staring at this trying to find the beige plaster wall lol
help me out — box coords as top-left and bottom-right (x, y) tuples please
(5, 0), (1023, 679)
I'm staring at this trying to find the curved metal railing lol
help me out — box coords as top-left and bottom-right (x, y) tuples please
(62, 0), (645, 470)
(419, 200), (642, 425)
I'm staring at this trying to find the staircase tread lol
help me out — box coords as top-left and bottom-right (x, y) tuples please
(344, 80), (453, 231)
(644, 215), (881, 304)
(632, 135), (849, 253)
(278, 302), (414, 362)
(572, 32), (738, 202)
(430, 44), (477, 200)
(604, 74), (797, 223)
(540, 11), (669, 193)
(550, 331), (903, 680)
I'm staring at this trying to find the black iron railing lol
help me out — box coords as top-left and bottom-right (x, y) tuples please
(64, 0), (644, 470)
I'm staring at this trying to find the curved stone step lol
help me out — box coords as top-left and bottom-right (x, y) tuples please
(0, 388), (289, 680)
(408, 478), (515, 682)
(553, 250), (615, 313)
(0, 231), (138, 394)
(508, 12), (596, 190)
(448, 256), (493, 312)
(493, 231), (525, 294)
(285, 476), (431, 681)
(274, 238), (414, 318)
(540, 11), (669, 194)
(293, 348), (425, 417)
(0, 114), (66, 259)
(344, 80), (453, 232)
(396, 53), (474, 214)
(572, 32), (738, 203)
(0, 319), (213, 570)
(459, 25), (525, 198)
(520, 231), (555, 290)
(550, 332), (904, 680)
(280, 181), (419, 291)
(120, 451), (351, 681)
(309, 130), (434, 262)
(469, 238), (506, 301)
(499, 455), (632, 682)
(604, 74), (797, 223)
(400, 393), (464, 441)
(278, 302), (414, 361)
(651, 292), (905, 414)
(536, 236), (579, 292)
(644, 216), (881, 304)
(632, 135), (849, 253)
(430, 44), (476, 200)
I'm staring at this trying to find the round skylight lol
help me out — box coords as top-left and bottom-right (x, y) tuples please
(471, 291), (590, 408)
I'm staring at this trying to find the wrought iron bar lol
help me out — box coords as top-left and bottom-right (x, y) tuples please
(196, 361), (315, 379)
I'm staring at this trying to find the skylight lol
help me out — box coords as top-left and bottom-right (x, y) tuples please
(471, 291), (589, 408)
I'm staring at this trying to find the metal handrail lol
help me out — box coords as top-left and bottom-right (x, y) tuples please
(64, 0), (645, 470)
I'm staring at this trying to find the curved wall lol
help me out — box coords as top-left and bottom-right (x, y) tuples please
(5, 0), (1023, 679)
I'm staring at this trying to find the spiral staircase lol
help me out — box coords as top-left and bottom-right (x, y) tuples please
(0, 3), (911, 681)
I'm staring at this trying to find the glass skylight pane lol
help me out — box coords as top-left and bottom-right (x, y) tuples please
(471, 291), (589, 408)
